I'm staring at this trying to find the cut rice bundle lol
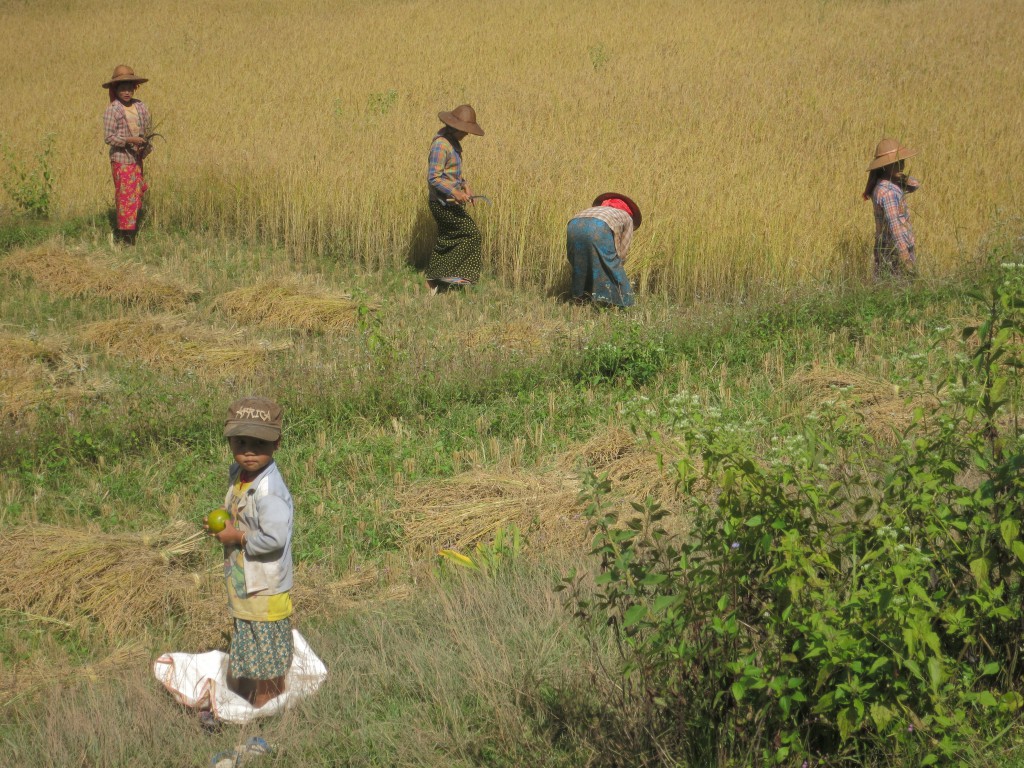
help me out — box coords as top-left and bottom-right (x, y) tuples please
(80, 313), (290, 374)
(395, 469), (585, 554)
(217, 280), (377, 332)
(787, 365), (932, 444)
(0, 330), (103, 420)
(1, 241), (198, 309)
(559, 426), (694, 510)
(0, 522), (213, 645)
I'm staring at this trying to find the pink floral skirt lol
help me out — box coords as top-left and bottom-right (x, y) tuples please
(111, 161), (148, 230)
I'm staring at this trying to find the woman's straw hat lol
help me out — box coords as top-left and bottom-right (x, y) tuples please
(593, 192), (643, 230)
(102, 65), (148, 90)
(867, 138), (917, 171)
(438, 104), (485, 136)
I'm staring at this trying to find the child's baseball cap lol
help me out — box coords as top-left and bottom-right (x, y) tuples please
(224, 396), (283, 441)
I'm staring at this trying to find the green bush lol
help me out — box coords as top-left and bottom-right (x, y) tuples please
(1, 134), (56, 218)
(577, 324), (667, 387)
(563, 265), (1024, 765)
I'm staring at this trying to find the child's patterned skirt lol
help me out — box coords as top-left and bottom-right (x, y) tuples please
(228, 617), (293, 679)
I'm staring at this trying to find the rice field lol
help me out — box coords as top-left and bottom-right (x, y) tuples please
(1, 0), (1023, 298)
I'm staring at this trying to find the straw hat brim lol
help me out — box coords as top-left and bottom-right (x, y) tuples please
(593, 192), (642, 230)
(438, 111), (485, 136)
(102, 76), (148, 89)
(867, 146), (917, 171)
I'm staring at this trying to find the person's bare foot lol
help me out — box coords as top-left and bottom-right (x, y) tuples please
(252, 676), (285, 708)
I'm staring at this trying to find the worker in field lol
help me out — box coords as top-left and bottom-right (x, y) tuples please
(102, 65), (154, 246)
(565, 193), (642, 307)
(425, 105), (485, 295)
(863, 139), (920, 278)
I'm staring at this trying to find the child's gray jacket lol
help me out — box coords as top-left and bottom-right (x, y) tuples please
(224, 461), (294, 595)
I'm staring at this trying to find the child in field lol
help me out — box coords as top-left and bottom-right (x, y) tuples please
(425, 104), (485, 294)
(566, 193), (642, 307)
(207, 396), (295, 708)
(102, 65), (153, 246)
(863, 138), (920, 277)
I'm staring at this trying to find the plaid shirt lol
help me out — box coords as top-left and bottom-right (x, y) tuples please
(103, 99), (152, 165)
(427, 131), (465, 202)
(571, 206), (635, 261)
(872, 177), (919, 267)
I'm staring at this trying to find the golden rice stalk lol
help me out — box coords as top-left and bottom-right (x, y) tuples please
(559, 426), (696, 510)
(0, 522), (210, 644)
(1, 242), (199, 309)
(80, 313), (291, 374)
(786, 365), (932, 444)
(0, 330), (104, 420)
(0, 329), (65, 367)
(217, 280), (376, 332)
(395, 469), (586, 554)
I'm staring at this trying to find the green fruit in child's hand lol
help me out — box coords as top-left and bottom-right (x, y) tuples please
(206, 509), (230, 533)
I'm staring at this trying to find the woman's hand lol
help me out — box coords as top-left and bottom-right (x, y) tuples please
(451, 189), (471, 204)
(125, 137), (147, 147)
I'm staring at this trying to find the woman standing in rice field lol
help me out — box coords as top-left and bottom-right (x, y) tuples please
(425, 105), (484, 294)
(863, 138), (920, 278)
(102, 65), (153, 246)
(565, 193), (642, 307)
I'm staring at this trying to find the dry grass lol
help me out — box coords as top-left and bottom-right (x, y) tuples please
(0, 642), (149, 707)
(217, 279), (374, 333)
(2, 1), (1022, 297)
(786, 365), (934, 444)
(0, 329), (104, 420)
(0, 522), (216, 647)
(79, 313), (291, 374)
(0, 242), (198, 309)
(290, 562), (413, 616)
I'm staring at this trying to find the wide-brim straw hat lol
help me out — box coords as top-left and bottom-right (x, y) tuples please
(867, 138), (917, 171)
(102, 65), (148, 90)
(593, 192), (643, 230)
(438, 104), (485, 136)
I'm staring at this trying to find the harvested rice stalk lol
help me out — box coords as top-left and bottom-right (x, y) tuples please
(0, 330), (103, 420)
(0, 522), (212, 644)
(217, 280), (376, 332)
(80, 313), (290, 374)
(786, 366), (932, 444)
(395, 469), (585, 554)
(559, 426), (694, 510)
(1, 242), (198, 309)
(0, 330), (65, 367)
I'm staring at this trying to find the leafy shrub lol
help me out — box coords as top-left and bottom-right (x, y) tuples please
(1, 133), (56, 217)
(366, 89), (398, 116)
(578, 325), (667, 387)
(562, 266), (1024, 765)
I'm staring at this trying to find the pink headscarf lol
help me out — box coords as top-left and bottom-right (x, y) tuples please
(600, 198), (633, 216)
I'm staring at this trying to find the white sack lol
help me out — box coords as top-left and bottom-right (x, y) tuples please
(153, 629), (327, 724)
